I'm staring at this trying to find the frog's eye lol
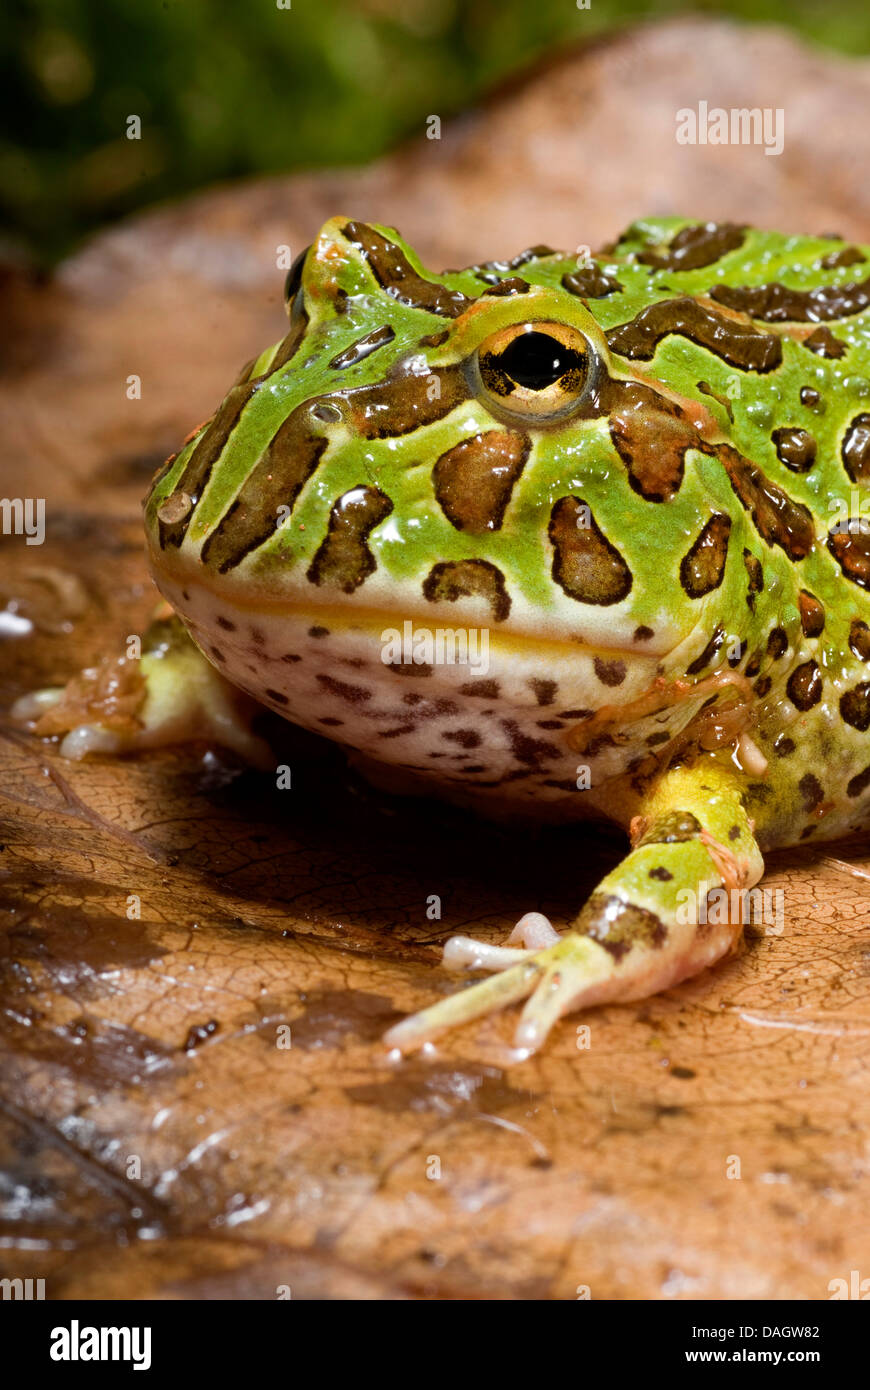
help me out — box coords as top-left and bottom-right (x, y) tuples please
(473, 322), (598, 420)
(283, 244), (311, 309)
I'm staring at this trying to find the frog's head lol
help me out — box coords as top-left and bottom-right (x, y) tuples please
(147, 218), (811, 732)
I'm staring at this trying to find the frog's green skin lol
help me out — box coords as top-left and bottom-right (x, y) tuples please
(138, 217), (870, 1052)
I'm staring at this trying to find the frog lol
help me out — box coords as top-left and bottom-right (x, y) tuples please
(19, 215), (870, 1060)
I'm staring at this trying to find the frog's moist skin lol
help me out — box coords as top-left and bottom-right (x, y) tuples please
(38, 218), (870, 1055)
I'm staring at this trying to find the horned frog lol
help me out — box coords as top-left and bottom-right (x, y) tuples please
(20, 216), (870, 1059)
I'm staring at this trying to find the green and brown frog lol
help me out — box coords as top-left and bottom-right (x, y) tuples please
(18, 216), (870, 1059)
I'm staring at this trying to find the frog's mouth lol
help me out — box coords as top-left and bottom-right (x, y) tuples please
(157, 556), (737, 708)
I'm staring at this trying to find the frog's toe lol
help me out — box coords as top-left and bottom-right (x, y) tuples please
(383, 931), (614, 1056)
(507, 911), (562, 950)
(383, 955), (545, 1055)
(513, 941), (610, 1051)
(441, 936), (533, 971)
(440, 911), (560, 971)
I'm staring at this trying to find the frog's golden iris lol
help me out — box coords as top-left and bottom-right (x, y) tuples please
(472, 320), (598, 421)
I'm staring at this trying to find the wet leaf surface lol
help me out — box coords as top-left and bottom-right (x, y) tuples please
(1, 19), (869, 1299)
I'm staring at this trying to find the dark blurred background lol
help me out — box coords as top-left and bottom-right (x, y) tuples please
(3, 0), (869, 266)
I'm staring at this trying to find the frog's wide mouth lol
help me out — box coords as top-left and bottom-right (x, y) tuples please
(149, 557), (725, 735)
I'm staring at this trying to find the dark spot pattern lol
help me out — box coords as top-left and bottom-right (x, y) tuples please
(460, 679), (500, 698)
(467, 245), (556, 280)
(787, 660), (822, 711)
(638, 811), (702, 845)
(316, 674), (371, 705)
(529, 678), (558, 706)
(594, 657), (627, 686)
(549, 497), (633, 606)
(283, 244), (310, 305)
(716, 445), (815, 561)
(202, 431), (328, 573)
(772, 427), (817, 473)
(347, 358), (470, 440)
(561, 265), (624, 298)
(798, 591), (825, 638)
(638, 221), (746, 271)
(766, 627), (788, 660)
(828, 526), (870, 589)
(848, 619), (870, 661)
(433, 430), (529, 532)
(711, 275), (870, 322)
(499, 720), (560, 769)
(697, 379), (734, 421)
(307, 485), (394, 593)
(743, 550), (763, 612)
(606, 297), (782, 372)
(328, 324), (395, 370)
(842, 414), (870, 484)
(847, 764), (870, 798)
(341, 221), (474, 318)
(686, 625), (725, 675)
(840, 683), (870, 731)
(798, 773), (824, 812)
(803, 326), (847, 358)
(442, 729), (482, 749)
(680, 514), (731, 598)
(422, 558), (511, 622)
(819, 246), (866, 269)
(609, 397), (699, 501)
(577, 892), (668, 962)
(155, 312), (309, 551)
(480, 276), (531, 297)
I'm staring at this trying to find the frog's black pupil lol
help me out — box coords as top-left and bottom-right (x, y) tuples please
(283, 244), (311, 304)
(498, 331), (583, 390)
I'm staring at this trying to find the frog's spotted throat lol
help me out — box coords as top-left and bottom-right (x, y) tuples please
(20, 216), (870, 1059)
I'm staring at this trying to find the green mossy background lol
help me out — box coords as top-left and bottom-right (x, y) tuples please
(3, 0), (869, 264)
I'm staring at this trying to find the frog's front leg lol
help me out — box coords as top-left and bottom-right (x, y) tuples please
(12, 612), (272, 766)
(384, 761), (764, 1057)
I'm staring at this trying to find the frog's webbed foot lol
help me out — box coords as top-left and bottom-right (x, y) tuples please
(12, 612), (273, 767)
(384, 762), (765, 1058)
